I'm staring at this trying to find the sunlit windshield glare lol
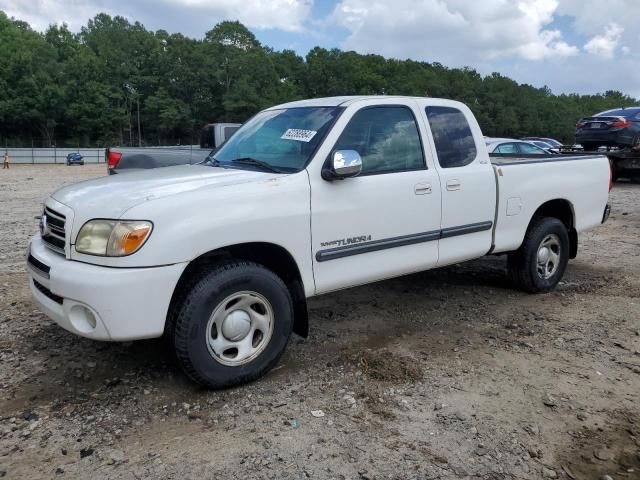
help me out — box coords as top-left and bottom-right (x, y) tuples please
(213, 107), (341, 172)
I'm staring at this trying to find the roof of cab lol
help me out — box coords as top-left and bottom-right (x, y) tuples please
(267, 95), (431, 110)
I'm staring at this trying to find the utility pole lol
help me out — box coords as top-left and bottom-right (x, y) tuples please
(124, 83), (142, 147)
(137, 95), (142, 147)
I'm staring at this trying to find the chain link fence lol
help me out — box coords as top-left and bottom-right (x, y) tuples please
(4, 147), (105, 164)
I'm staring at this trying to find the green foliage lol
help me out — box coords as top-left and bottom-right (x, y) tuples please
(0, 11), (637, 146)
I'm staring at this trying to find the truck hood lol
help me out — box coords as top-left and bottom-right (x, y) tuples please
(52, 164), (279, 219)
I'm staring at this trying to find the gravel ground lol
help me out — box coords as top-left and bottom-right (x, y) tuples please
(0, 164), (639, 480)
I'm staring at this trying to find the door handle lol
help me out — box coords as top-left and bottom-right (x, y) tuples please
(414, 183), (432, 195)
(446, 180), (461, 191)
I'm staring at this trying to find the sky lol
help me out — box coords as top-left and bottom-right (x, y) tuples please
(2, 0), (639, 98)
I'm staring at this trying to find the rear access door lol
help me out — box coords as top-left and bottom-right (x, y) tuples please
(418, 101), (497, 265)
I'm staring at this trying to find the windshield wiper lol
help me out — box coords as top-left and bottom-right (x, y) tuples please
(200, 156), (221, 167)
(231, 157), (283, 173)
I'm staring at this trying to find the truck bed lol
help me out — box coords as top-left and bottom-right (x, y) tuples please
(488, 152), (611, 255)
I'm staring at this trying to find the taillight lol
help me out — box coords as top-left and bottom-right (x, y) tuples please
(610, 119), (631, 128)
(576, 121), (585, 128)
(107, 150), (122, 169)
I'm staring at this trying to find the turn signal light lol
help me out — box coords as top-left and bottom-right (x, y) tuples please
(112, 223), (152, 256)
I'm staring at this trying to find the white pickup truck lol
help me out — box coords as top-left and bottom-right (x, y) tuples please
(27, 96), (612, 388)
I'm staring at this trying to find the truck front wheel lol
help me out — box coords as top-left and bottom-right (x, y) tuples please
(507, 217), (569, 293)
(170, 261), (294, 388)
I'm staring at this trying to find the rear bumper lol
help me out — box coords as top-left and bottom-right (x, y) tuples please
(576, 130), (636, 148)
(27, 236), (187, 341)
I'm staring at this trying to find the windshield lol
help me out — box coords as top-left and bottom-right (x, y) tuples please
(211, 107), (342, 172)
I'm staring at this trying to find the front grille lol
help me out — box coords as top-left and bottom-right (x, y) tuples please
(42, 207), (66, 255)
(33, 279), (63, 304)
(27, 254), (50, 278)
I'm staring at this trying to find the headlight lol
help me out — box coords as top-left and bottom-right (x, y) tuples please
(75, 220), (153, 256)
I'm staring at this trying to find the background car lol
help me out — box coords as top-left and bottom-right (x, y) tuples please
(575, 107), (640, 151)
(485, 138), (548, 155)
(521, 137), (563, 147)
(521, 137), (562, 153)
(526, 140), (560, 153)
(66, 152), (84, 166)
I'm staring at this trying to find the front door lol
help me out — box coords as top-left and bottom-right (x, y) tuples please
(308, 102), (442, 294)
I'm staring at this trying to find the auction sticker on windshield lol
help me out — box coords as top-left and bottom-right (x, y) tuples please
(281, 129), (317, 142)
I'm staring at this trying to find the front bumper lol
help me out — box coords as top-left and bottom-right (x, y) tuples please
(27, 236), (187, 341)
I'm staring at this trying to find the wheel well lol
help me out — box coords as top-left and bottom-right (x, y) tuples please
(168, 242), (308, 338)
(530, 199), (578, 259)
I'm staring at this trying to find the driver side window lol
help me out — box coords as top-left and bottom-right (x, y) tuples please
(333, 106), (425, 175)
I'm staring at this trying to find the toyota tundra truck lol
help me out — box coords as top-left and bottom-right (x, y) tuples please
(27, 96), (612, 388)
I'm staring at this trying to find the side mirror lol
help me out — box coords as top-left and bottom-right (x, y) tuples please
(322, 150), (362, 181)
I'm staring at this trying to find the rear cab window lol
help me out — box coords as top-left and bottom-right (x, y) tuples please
(425, 106), (477, 168)
(224, 126), (240, 139)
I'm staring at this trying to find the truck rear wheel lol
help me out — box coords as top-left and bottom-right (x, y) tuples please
(170, 261), (294, 388)
(507, 217), (569, 293)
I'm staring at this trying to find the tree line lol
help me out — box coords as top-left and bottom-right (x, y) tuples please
(0, 11), (637, 147)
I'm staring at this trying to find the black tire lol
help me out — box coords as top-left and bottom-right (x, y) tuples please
(170, 261), (294, 388)
(507, 217), (569, 293)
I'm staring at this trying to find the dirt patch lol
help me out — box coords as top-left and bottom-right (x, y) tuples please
(358, 349), (423, 383)
(559, 268), (640, 298)
(556, 409), (640, 480)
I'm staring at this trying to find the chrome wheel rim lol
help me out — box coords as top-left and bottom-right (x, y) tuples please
(536, 234), (561, 280)
(205, 291), (274, 366)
